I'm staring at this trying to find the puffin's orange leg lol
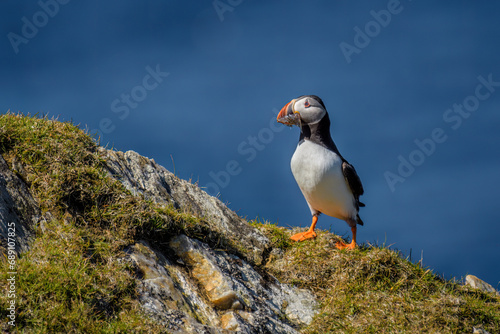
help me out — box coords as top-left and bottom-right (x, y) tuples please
(336, 226), (357, 250)
(290, 216), (318, 242)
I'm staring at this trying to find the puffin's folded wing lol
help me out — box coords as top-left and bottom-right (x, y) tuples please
(342, 161), (365, 206)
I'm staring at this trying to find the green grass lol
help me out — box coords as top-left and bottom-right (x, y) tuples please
(0, 113), (238, 332)
(0, 218), (166, 333)
(254, 222), (500, 333)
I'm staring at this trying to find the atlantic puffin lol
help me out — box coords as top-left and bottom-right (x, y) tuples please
(277, 95), (365, 250)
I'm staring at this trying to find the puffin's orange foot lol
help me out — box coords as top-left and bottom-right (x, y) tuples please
(335, 240), (356, 250)
(290, 230), (317, 242)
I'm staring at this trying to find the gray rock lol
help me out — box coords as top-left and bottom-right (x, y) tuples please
(0, 154), (40, 255)
(125, 240), (227, 334)
(170, 234), (245, 311)
(126, 237), (318, 334)
(465, 275), (500, 296)
(169, 234), (318, 333)
(100, 148), (270, 265)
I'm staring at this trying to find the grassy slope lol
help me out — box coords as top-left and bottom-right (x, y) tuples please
(0, 113), (498, 333)
(255, 223), (500, 333)
(0, 114), (177, 332)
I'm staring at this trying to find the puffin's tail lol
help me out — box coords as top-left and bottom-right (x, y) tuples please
(356, 214), (364, 226)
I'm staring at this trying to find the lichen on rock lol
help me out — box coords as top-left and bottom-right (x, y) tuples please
(124, 234), (318, 333)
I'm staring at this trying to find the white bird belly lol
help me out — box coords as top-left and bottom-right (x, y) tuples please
(290, 140), (356, 220)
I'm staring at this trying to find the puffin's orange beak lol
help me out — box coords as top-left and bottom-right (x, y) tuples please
(277, 99), (296, 124)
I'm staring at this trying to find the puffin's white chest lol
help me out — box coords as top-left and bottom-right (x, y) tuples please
(290, 140), (356, 220)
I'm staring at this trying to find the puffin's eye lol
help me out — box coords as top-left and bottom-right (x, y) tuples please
(304, 100), (311, 108)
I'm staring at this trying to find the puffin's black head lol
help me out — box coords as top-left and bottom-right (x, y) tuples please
(277, 95), (327, 126)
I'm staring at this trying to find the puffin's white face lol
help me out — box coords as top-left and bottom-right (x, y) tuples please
(292, 97), (326, 125)
(277, 96), (327, 127)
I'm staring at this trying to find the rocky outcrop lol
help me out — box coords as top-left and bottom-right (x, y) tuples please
(125, 240), (222, 333)
(466, 275), (500, 296)
(0, 155), (40, 255)
(100, 149), (318, 333)
(126, 236), (317, 333)
(100, 149), (270, 266)
(0, 146), (318, 333)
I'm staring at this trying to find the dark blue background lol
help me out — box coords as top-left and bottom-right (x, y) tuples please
(2, 1), (499, 287)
